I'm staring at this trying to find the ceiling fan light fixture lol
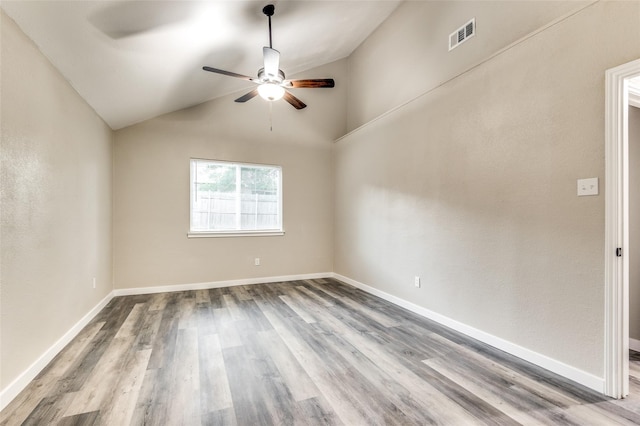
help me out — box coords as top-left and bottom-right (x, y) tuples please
(202, 3), (333, 110)
(257, 83), (285, 101)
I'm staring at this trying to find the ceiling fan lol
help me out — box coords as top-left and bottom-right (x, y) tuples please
(202, 4), (335, 110)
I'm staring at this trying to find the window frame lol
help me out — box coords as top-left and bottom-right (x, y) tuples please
(188, 158), (284, 238)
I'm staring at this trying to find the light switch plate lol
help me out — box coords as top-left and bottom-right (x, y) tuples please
(577, 177), (598, 196)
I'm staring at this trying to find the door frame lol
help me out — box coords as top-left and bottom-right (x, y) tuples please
(604, 58), (640, 398)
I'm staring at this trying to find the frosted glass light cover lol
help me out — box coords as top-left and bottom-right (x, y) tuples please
(258, 83), (285, 101)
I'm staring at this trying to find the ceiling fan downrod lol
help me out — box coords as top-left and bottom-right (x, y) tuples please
(263, 4), (275, 49)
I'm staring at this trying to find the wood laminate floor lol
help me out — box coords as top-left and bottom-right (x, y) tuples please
(2, 278), (640, 425)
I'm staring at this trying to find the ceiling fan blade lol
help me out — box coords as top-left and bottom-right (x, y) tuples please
(202, 66), (254, 81)
(263, 47), (280, 79)
(285, 79), (335, 89)
(235, 89), (259, 103)
(283, 90), (307, 110)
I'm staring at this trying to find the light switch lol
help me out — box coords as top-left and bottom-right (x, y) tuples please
(577, 178), (598, 196)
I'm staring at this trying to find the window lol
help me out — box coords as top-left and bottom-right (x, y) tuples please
(189, 159), (283, 236)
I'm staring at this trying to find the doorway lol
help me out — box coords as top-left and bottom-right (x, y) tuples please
(604, 58), (640, 398)
(629, 84), (640, 357)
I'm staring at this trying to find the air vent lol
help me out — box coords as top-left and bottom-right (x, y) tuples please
(449, 18), (475, 51)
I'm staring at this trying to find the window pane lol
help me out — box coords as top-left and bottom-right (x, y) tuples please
(240, 167), (279, 230)
(192, 162), (236, 230)
(190, 159), (282, 233)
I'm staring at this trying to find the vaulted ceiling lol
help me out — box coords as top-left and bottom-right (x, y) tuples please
(2, 1), (401, 129)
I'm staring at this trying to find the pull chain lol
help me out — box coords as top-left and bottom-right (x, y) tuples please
(269, 101), (273, 131)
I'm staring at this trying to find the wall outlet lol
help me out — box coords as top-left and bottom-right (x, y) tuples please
(92, 277), (96, 289)
(255, 258), (261, 266)
(577, 177), (598, 196)
(414, 276), (421, 288)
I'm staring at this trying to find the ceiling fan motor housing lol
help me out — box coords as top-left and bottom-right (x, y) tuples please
(258, 68), (285, 83)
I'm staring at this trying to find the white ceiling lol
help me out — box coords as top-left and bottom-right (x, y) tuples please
(1, 1), (402, 130)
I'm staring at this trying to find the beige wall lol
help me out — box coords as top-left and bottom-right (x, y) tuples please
(1, 12), (113, 390)
(113, 60), (346, 289)
(631, 105), (640, 341)
(346, 0), (593, 132)
(335, 0), (640, 378)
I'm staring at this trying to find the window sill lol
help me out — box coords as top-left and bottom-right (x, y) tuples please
(187, 230), (285, 238)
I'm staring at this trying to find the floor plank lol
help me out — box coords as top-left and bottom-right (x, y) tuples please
(3, 278), (640, 425)
(199, 333), (234, 413)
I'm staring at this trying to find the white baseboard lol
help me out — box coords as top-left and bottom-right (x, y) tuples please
(331, 273), (605, 394)
(113, 272), (333, 296)
(630, 338), (640, 352)
(0, 291), (115, 411)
